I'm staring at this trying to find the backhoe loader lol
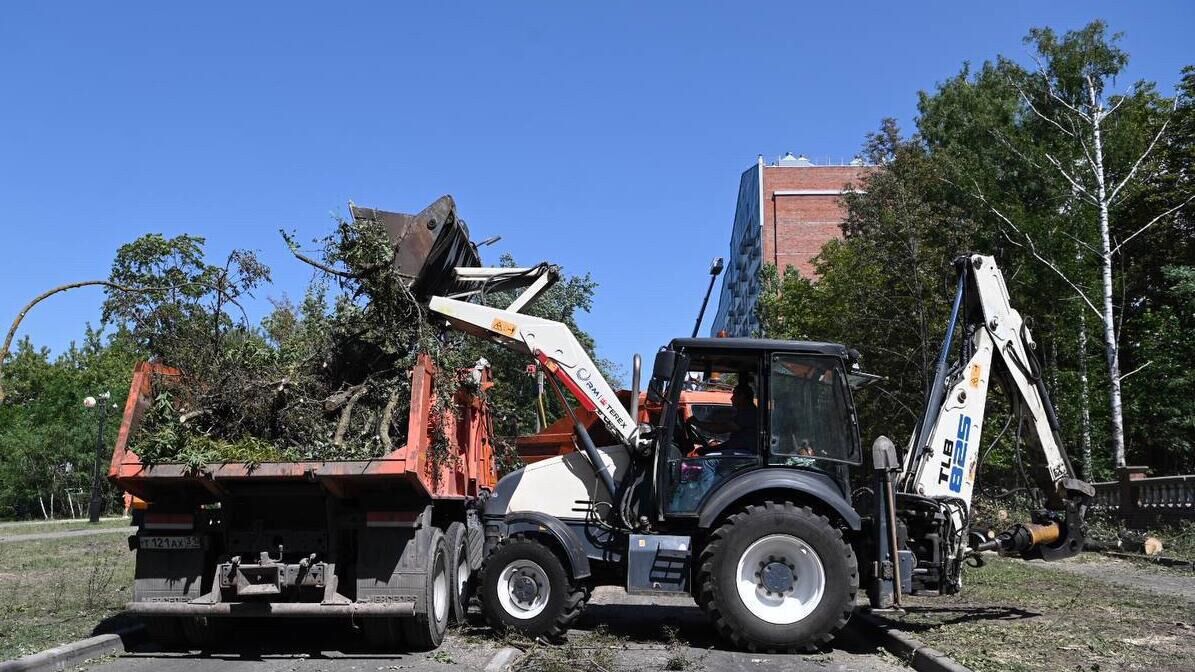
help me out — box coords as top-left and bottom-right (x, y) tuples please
(395, 197), (1093, 651)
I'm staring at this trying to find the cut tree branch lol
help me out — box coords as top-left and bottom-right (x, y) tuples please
(378, 384), (405, 454)
(332, 385), (369, 448)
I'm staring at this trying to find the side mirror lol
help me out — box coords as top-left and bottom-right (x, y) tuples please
(652, 349), (677, 380)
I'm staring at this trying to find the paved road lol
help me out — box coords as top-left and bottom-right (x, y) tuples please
(578, 587), (906, 672)
(80, 588), (907, 671)
(0, 526), (135, 543)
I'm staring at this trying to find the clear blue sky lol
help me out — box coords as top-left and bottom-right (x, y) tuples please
(2, 2), (1192, 384)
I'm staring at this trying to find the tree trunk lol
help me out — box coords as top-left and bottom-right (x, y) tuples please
(1078, 308), (1093, 480)
(1090, 107), (1127, 468)
(38, 494), (48, 520)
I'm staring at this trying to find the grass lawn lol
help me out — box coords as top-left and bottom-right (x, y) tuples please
(0, 529), (135, 660)
(0, 517), (132, 537)
(872, 556), (1195, 672)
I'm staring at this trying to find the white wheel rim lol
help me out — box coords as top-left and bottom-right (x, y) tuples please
(734, 534), (825, 625)
(432, 556), (449, 623)
(496, 560), (550, 620)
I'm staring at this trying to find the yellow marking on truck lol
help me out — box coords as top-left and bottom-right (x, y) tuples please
(491, 318), (517, 337)
(970, 364), (982, 388)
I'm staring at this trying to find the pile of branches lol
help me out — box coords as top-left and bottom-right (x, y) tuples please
(126, 212), (471, 466)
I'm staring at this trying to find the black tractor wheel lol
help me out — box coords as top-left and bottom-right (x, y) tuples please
(401, 527), (451, 651)
(445, 522), (471, 624)
(696, 501), (857, 652)
(478, 536), (588, 641)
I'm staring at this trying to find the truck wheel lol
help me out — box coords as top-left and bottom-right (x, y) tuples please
(478, 536), (588, 641)
(401, 528), (450, 651)
(696, 501), (857, 652)
(445, 522), (471, 623)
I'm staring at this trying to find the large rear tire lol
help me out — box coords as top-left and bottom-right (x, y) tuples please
(401, 528), (450, 651)
(696, 501), (856, 652)
(478, 537), (588, 641)
(445, 522), (471, 624)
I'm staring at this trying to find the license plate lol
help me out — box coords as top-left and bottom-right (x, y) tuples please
(140, 535), (201, 550)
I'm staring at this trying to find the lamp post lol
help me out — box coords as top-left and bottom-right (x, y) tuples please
(83, 392), (112, 524)
(691, 257), (725, 338)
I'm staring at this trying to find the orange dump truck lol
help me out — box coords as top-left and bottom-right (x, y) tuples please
(517, 388), (733, 464)
(110, 356), (496, 650)
(110, 199), (498, 651)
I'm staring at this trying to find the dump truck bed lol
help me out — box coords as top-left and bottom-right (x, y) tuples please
(109, 355), (497, 503)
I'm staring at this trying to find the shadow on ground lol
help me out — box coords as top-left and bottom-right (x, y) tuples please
(113, 616), (456, 660)
(577, 598), (885, 657)
(869, 604), (1041, 633)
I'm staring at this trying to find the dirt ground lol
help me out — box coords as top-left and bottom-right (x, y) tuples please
(871, 554), (1195, 672)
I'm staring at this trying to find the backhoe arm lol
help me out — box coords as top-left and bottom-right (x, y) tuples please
(899, 255), (1093, 561)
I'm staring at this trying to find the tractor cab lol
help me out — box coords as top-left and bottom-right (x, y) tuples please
(646, 338), (864, 519)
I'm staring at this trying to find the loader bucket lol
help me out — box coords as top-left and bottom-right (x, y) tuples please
(351, 195), (482, 301)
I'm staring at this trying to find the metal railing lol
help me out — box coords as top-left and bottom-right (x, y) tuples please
(1090, 469), (1195, 524)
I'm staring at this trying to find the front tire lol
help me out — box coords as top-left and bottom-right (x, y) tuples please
(478, 537), (588, 640)
(697, 501), (856, 652)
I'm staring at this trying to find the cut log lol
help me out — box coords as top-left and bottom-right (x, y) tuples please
(1143, 537), (1164, 556)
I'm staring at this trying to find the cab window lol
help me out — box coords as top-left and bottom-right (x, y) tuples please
(767, 354), (859, 465)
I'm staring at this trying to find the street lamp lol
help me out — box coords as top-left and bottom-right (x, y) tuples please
(691, 257), (725, 338)
(84, 391), (112, 524)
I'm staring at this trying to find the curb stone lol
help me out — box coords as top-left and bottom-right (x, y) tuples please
(851, 612), (973, 672)
(0, 626), (143, 672)
(482, 646), (524, 672)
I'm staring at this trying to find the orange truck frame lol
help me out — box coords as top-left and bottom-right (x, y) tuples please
(109, 355), (497, 651)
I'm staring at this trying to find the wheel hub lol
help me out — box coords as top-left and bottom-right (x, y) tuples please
(759, 559), (796, 594)
(510, 573), (538, 605)
(735, 534), (826, 625)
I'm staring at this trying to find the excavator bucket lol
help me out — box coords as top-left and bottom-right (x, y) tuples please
(351, 195), (482, 301)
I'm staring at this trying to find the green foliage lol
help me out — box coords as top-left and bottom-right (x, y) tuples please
(3, 201), (609, 509)
(0, 328), (140, 518)
(118, 215), (453, 463)
(759, 21), (1195, 483)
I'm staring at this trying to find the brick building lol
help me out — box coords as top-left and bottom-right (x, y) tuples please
(710, 153), (868, 336)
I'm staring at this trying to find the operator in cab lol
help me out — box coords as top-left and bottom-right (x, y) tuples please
(691, 382), (758, 456)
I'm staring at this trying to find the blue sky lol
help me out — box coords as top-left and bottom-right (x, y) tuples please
(2, 2), (1192, 384)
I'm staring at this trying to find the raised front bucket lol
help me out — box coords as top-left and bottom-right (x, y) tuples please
(351, 195), (482, 301)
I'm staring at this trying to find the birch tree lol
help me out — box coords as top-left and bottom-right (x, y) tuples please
(1004, 23), (1194, 468)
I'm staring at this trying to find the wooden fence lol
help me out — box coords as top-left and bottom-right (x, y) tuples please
(1091, 466), (1195, 527)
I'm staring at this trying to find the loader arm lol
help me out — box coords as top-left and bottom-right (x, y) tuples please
(426, 263), (639, 503)
(428, 280), (637, 446)
(898, 255), (1093, 562)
